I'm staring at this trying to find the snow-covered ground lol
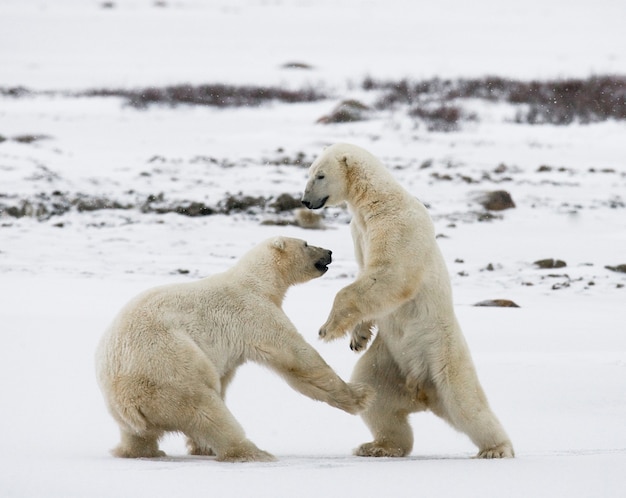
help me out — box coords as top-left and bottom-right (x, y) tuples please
(1, 1), (625, 497)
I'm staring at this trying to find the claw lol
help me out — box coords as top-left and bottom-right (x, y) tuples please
(350, 340), (361, 352)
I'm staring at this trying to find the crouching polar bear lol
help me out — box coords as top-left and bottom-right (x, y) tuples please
(302, 143), (514, 458)
(95, 236), (373, 462)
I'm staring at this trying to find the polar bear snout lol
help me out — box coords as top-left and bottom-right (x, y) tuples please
(301, 195), (329, 210)
(314, 249), (332, 274)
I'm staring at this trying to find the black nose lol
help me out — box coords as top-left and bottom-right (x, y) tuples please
(301, 200), (311, 208)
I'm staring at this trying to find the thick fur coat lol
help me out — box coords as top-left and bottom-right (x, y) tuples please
(302, 143), (514, 458)
(95, 236), (372, 462)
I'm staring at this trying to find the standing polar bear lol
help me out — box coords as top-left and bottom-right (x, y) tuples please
(302, 143), (514, 458)
(95, 236), (373, 462)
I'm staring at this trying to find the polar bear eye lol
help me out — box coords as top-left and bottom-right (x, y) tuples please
(316, 174), (325, 180)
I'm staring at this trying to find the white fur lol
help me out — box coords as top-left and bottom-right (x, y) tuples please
(302, 144), (514, 458)
(95, 236), (372, 462)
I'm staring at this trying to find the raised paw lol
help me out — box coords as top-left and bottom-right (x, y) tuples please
(318, 324), (345, 342)
(350, 321), (374, 352)
(476, 442), (515, 459)
(354, 441), (409, 458)
(318, 314), (355, 342)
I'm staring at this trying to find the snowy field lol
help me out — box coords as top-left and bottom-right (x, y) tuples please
(1, 1), (626, 497)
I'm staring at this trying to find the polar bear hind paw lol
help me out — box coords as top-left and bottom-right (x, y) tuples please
(354, 441), (408, 458)
(216, 444), (277, 463)
(186, 439), (216, 456)
(112, 445), (166, 459)
(476, 442), (515, 459)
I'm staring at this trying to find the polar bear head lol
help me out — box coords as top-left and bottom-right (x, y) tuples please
(301, 143), (352, 209)
(248, 237), (332, 287)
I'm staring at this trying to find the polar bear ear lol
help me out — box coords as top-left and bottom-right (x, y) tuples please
(339, 153), (353, 168)
(271, 236), (286, 251)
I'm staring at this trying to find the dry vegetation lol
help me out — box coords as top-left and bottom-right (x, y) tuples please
(82, 83), (326, 108)
(0, 83), (325, 108)
(364, 75), (626, 125)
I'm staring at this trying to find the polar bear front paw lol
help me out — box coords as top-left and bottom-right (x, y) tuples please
(349, 321), (374, 352)
(318, 324), (345, 342)
(476, 442), (515, 459)
(343, 382), (375, 413)
(319, 315), (353, 342)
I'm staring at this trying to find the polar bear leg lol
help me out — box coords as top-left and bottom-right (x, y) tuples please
(181, 388), (276, 462)
(186, 371), (236, 457)
(261, 337), (373, 415)
(351, 336), (423, 457)
(113, 429), (166, 458)
(429, 365), (515, 458)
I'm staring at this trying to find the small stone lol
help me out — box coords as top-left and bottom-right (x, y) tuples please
(479, 190), (516, 211)
(317, 99), (371, 124)
(269, 193), (301, 212)
(534, 258), (567, 269)
(605, 264), (626, 273)
(474, 299), (520, 308)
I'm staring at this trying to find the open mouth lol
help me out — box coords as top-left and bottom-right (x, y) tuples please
(315, 254), (332, 273)
(315, 260), (329, 273)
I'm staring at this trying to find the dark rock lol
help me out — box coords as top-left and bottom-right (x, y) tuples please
(13, 134), (50, 144)
(479, 190), (516, 211)
(269, 193), (301, 212)
(176, 202), (215, 217)
(605, 264), (626, 273)
(219, 193), (266, 214)
(317, 99), (371, 124)
(74, 195), (129, 212)
(474, 299), (520, 308)
(477, 212), (502, 222)
(534, 258), (567, 269)
(281, 61), (313, 70)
